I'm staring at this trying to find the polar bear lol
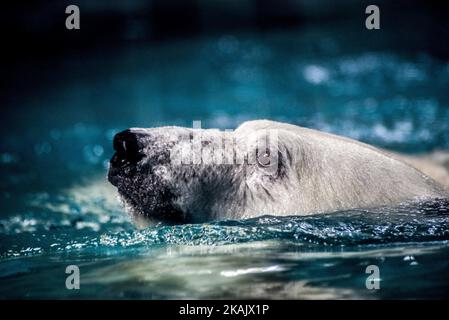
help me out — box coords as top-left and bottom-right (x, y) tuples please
(108, 120), (449, 224)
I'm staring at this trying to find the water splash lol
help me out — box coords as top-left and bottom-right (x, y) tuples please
(2, 199), (449, 259)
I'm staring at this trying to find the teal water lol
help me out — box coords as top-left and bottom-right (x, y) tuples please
(2, 26), (449, 299)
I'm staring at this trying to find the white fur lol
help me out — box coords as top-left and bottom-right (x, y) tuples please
(110, 120), (449, 222)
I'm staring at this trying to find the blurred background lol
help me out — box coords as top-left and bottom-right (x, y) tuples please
(1, 0), (449, 211)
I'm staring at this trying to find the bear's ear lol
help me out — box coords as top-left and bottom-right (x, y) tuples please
(275, 129), (302, 167)
(235, 120), (277, 135)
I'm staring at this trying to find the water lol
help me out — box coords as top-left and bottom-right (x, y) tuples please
(2, 24), (449, 299)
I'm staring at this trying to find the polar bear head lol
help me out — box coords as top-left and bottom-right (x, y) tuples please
(108, 122), (300, 225)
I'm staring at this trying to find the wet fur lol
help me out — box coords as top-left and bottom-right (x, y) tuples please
(109, 120), (449, 223)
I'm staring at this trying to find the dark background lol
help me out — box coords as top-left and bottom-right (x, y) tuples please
(3, 0), (449, 83)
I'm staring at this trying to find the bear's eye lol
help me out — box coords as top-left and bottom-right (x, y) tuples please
(257, 149), (271, 167)
(202, 140), (211, 147)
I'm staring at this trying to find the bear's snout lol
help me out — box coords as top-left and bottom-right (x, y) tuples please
(108, 129), (147, 186)
(112, 129), (145, 165)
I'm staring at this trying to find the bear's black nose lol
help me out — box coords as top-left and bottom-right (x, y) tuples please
(112, 129), (145, 164)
